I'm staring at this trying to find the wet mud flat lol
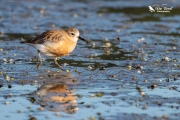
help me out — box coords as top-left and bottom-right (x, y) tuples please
(0, 0), (180, 120)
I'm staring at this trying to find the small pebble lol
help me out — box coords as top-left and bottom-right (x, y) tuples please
(77, 94), (83, 98)
(38, 107), (44, 111)
(96, 93), (103, 97)
(5, 102), (9, 105)
(92, 43), (96, 48)
(112, 75), (116, 78)
(172, 46), (176, 50)
(73, 13), (78, 17)
(140, 92), (145, 96)
(117, 29), (121, 32)
(162, 56), (169, 61)
(174, 74), (178, 81)
(90, 116), (95, 120)
(127, 65), (132, 70)
(4, 52), (8, 54)
(99, 66), (106, 70)
(3, 58), (7, 62)
(0, 48), (3, 52)
(144, 80), (148, 82)
(166, 78), (170, 82)
(90, 94), (95, 97)
(105, 42), (111, 47)
(29, 116), (36, 120)
(55, 113), (60, 116)
(137, 70), (141, 74)
(162, 115), (169, 119)
(132, 76), (136, 80)
(18, 110), (23, 113)
(9, 59), (14, 63)
(88, 66), (92, 69)
(136, 103), (140, 107)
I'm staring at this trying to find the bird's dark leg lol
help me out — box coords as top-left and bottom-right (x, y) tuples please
(37, 50), (42, 69)
(38, 50), (42, 62)
(54, 57), (65, 71)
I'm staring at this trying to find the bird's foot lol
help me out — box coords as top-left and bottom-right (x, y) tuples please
(37, 61), (42, 69)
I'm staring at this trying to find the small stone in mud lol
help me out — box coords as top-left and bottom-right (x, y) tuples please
(4, 102), (9, 105)
(86, 104), (91, 108)
(92, 42), (96, 48)
(8, 84), (12, 88)
(8, 59), (14, 63)
(136, 104), (140, 107)
(99, 66), (106, 70)
(132, 76), (136, 80)
(3, 58), (7, 62)
(137, 70), (141, 74)
(86, 39), (92, 44)
(144, 80), (148, 82)
(136, 86), (142, 92)
(18, 110), (23, 113)
(169, 86), (177, 90)
(4, 51), (8, 54)
(29, 116), (37, 120)
(148, 84), (157, 89)
(55, 113), (60, 116)
(142, 104), (147, 109)
(166, 78), (170, 82)
(0, 48), (3, 52)
(127, 65), (132, 70)
(90, 94), (95, 97)
(10, 77), (14, 81)
(140, 92), (145, 96)
(111, 75), (116, 78)
(162, 57), (169, 61)
(172, 46), (176, 50)
(174, 74), (178, 81)
(162, 115), (169, 119)
(90, 116), (95, 120)
(72, 79), (78, 83)
(135, 64), (143, 69)
(77, 94), (83, 98)
(96, 93), (103, 97)
(116, 29), (121, 32)
(38, 107), (44, 111)
(88, 66), (93, 69)
(156, 101), (162, 106)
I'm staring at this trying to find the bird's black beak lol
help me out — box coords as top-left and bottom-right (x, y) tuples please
(78, 36), (86, 41)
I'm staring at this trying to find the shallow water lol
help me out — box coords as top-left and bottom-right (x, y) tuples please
(0, 0), (180, 120)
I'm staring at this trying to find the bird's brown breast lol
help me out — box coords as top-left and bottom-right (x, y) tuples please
(45, 40), (77, 57)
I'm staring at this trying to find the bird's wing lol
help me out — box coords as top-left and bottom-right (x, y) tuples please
(27, 30), (65, 44)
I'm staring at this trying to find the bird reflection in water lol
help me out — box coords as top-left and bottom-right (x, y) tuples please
(29, 72), (78, 114)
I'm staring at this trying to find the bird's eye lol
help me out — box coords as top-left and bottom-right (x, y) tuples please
(70, 32), (75, 36)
